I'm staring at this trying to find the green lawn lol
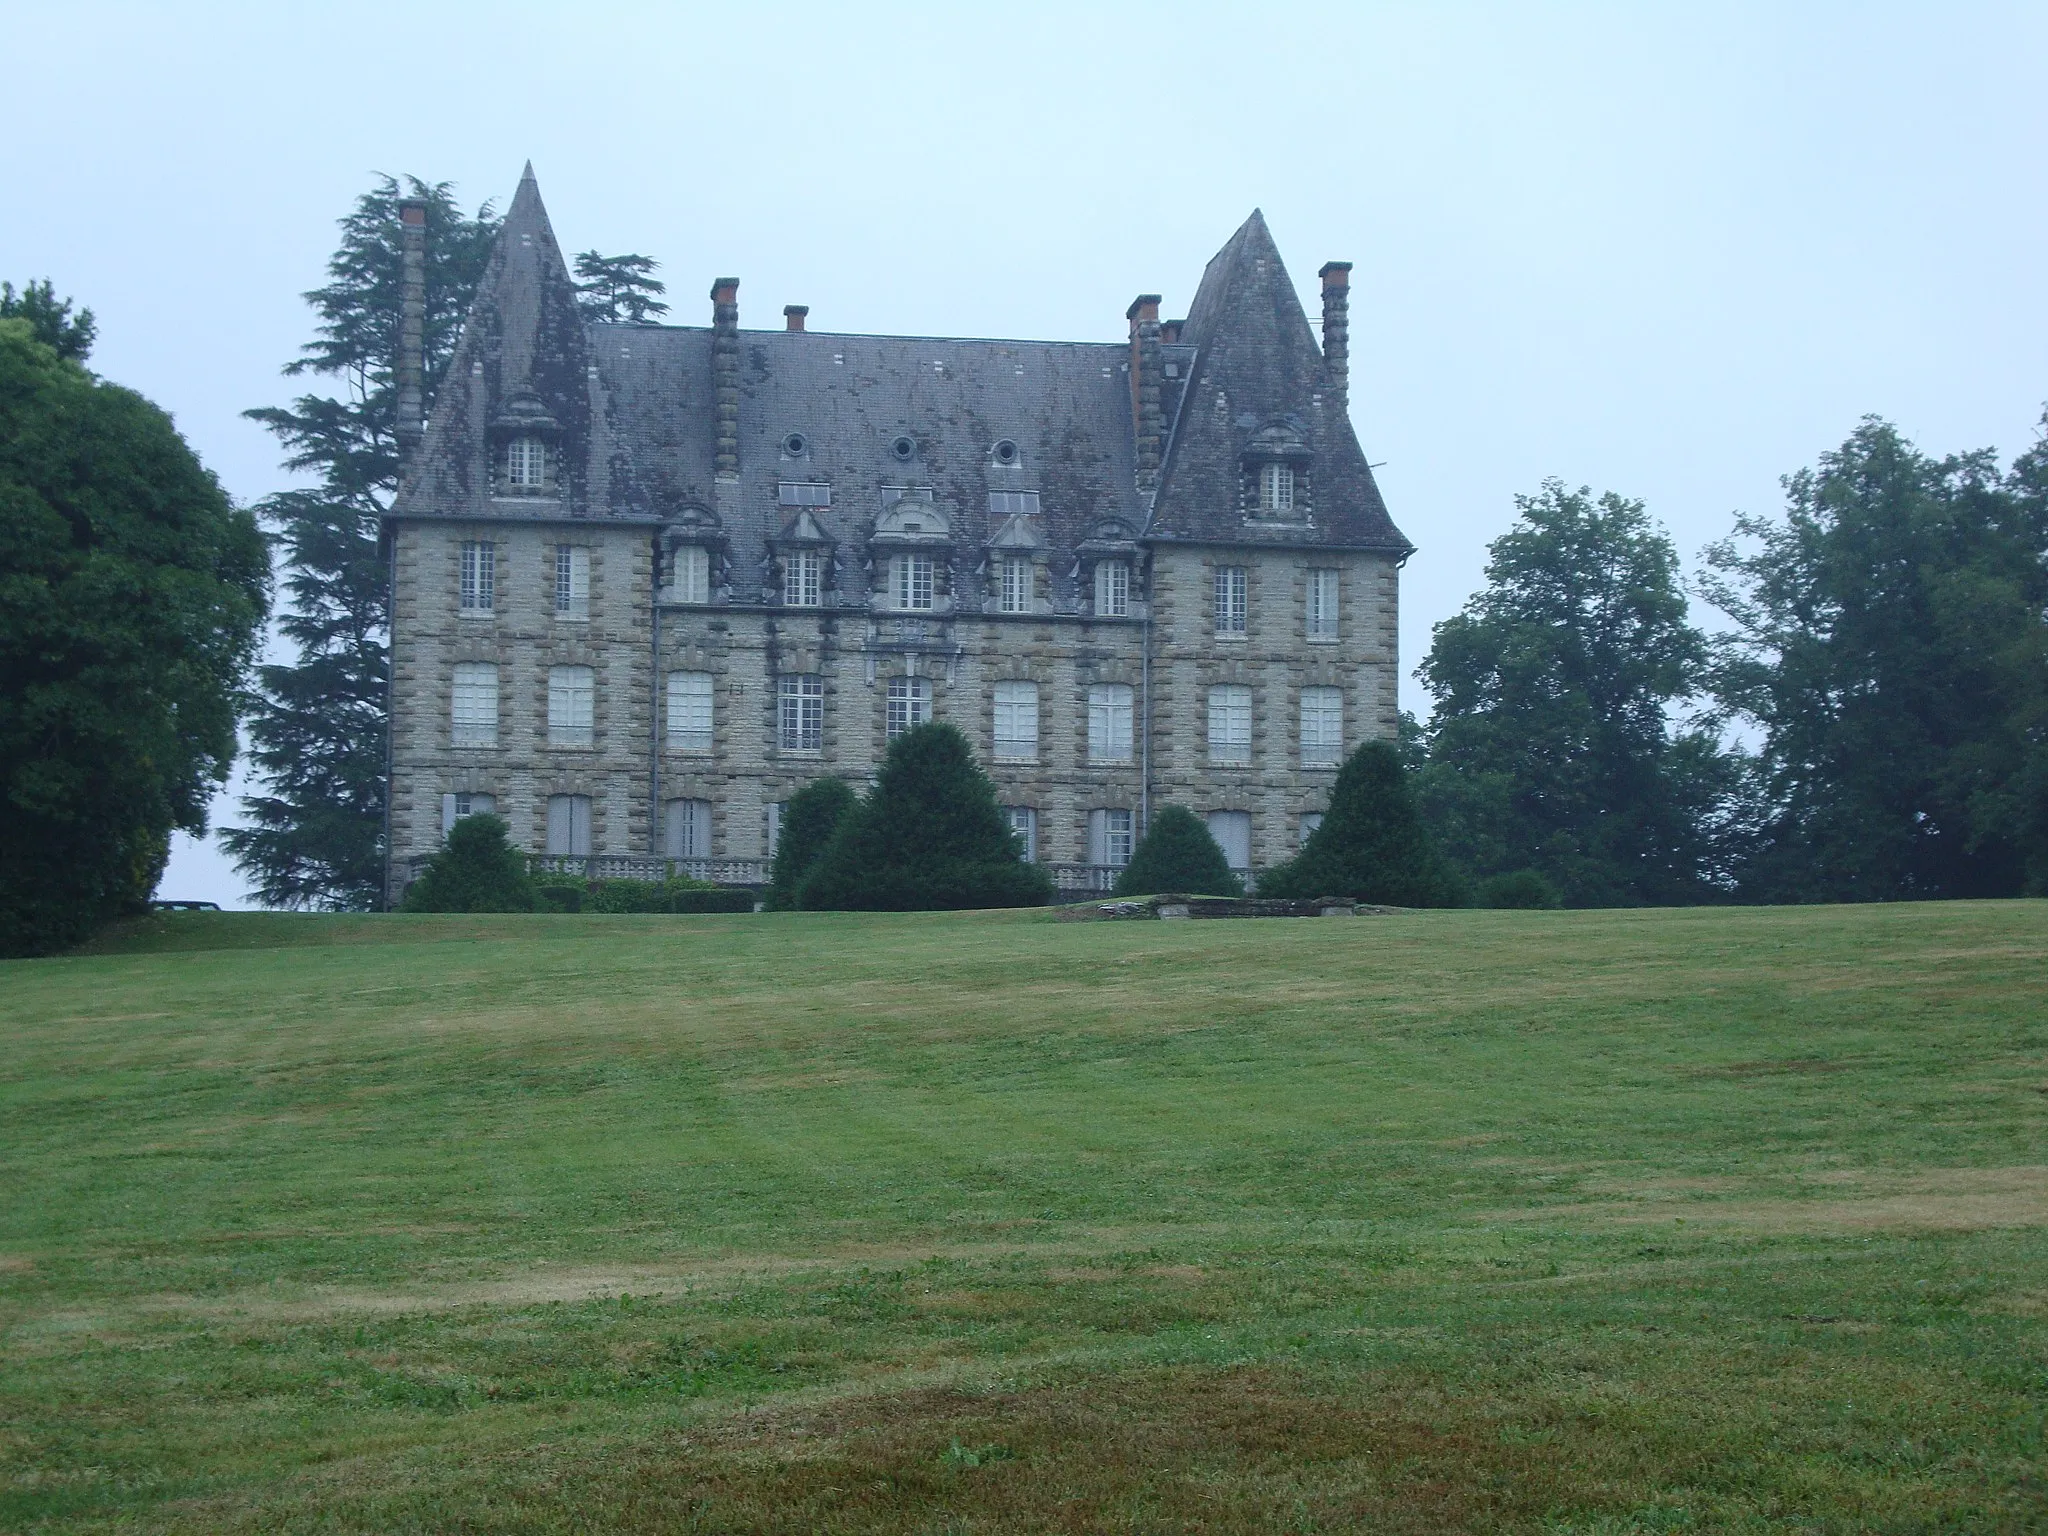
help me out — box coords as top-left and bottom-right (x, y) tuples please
(2, 903), (2045, 1532)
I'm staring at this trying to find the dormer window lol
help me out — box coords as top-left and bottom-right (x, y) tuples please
(1094, 559), (1130, 618)
(506, 435), (549, 491)
(785, 548), (823, 607)
(894, 554), (935, 611)
(672, 545), (711, 604)
(999, 556), (1033, 614)
(1259, 462), (1295, 514)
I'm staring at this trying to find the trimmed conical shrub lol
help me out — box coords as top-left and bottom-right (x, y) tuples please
(1113, 805), (1242, 896)
(797, 722), (1054, 910)
(766, 776), (857, 910)
(400, 814), (537, 912)
(1259, 740), (1462, 906)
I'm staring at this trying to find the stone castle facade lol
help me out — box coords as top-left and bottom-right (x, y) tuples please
(385, 167), (1411, 901)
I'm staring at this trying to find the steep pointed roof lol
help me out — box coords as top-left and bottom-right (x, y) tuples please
(1149, 211), (1409, 554)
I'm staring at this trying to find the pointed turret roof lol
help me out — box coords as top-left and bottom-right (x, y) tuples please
(1149, 212), (1409, 553)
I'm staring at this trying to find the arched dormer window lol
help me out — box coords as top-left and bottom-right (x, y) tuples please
(1242, 420), (1312, 523)
(490, 390), (562, 498)
(1259, 462), (1294, 514)
(507, 435), (549, 491)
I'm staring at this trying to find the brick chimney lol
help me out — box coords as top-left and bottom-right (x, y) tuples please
(396, 199), (428, 459)
(711, 278), (739, 478)
(1318, 262), (1351, 417)
(1126, 294), (1163, 491)
(783, 304), (808, 333)
(1159, 318), (1183, 345)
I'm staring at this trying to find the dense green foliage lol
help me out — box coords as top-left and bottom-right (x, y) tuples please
(799, 723), (1054, 910)
(764, 776), (857, 910)
(0, 319), (268, 955)
(0, 279), (95, 362)
(536, 876), (752, 914)
(228, 178), (501, 911)
(1416, 480), (1736, 906)
(1476, 867), (1562, 908)
(1262, 740), (1461, 905)
(572, 252), (669, 324)
(398, 815), (536, 912)
(1704, 416), (2048, 900)
(1113, 804), (1241, 896)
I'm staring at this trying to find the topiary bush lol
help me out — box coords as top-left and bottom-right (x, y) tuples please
(1113, 805), (1242, 896)
(798, 722), (1055, 911)
(1477, 868), (1561, 909)
(400, 815), (538, 912)
(765, 777), (857, 910)
(1259, 740), (1463, 907)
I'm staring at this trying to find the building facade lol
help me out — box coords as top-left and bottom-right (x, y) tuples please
(385, 167), (1411, 902)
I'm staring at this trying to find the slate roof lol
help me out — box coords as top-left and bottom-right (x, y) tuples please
(393, 173), (1411, 598)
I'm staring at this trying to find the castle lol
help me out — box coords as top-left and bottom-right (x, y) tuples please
(384, 167), (1411, 902)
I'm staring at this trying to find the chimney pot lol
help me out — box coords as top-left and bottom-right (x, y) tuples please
(1125, 293), (1162, 329)
(784, 304), (808, 332)
(1159, 319), (1183, 345)
(709, 278), (739, 304)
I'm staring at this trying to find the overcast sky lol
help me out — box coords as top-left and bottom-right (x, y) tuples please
(7, 1), (2045, 907)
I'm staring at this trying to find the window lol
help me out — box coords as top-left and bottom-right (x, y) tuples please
(506, 435), (549, 491)
(894, 553), (935, 611)
(778, 674), (823, 751)
(1301, 687), (1343, 767)
(672, 544), (711, 605)
(765, 800), (785, 857)
(548, 665), (595, 748)
(999, 556), (1033, 614)
(665, 798), (711, 859)
(785, 548), (823, 608)
(987, 490), (1041, 516)
(1300, 812), (1325, 847)
(545, 794), (591, 856)
(1006, 806), (1039, 861)
(1258, 461), (1294, 513)
(886, 676), (931, 739)
(451, 662), (498, 747)
(1207, 684), (1252, 765)
(1087, 683), (1133, 764)
(554, 545), (589, 619)
(777, 481), (831, 507)
(1206, 810), (1253, 873)
(993, 680), (1039, 761)
(1094, 559), (1130, 617)
(459, 541), (495, 614)
(1306, 567), (1339, 640)
(439, 791), (496, 836)
(1089, 808), (1135, 868)
(1214, 565), (1248, 634)
(667, 671), (713, 752)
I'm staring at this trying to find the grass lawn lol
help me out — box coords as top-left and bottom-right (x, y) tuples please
(2, 901), (2045, 1532)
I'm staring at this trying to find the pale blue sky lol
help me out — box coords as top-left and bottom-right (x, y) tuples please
(6, 1), (2045, 906)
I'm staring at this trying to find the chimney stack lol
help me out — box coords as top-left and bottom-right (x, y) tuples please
(1159, 318), (1182, 345)
(396, 199), (428, 459)
(711, 278), (740, 478)
(1318, 262), (1351, 417)
(1126, 294), (1164, 491)
(783, 304), (808, 333)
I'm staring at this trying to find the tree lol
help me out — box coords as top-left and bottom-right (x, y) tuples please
(573, 252), (669, 324)
(798, 723), (1055, 910)
(765, 777), (857, 910)
(1113, 806), (1242, 896)
(1260, 740), (1462, 906)
(399, 815), (536, 912)
(1416, 480), (1737, 906)
(225, 178), (501, 910)
(0, 319), (269, 954)
(1703, 417), (2048, 901)
(0, 280), (95, 362)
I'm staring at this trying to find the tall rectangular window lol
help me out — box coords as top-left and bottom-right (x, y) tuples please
(999, 556), (1033, 614)
(673, 545), (711, 604)
(1094, 559), (1130, 617)
(992, 680), (1039, 761)
(1259, 462), (1294, 513)
(778, 674), (823, 751)
(545, 794), (591, 856)
(450, 662), (498, 747)
(894, 553), (935, 611)
(1089, 808), (1135, 867)
(667, 671), (713, 752)
(440, 791), (496, 836)
(886, 676), (931, 739)
(765, 800), (785, 857)
(459, 541), (495, 614)
(1300, 812), (1325, 847)
(1006, 806), (1039, 862)
(785, 548), (823, 607)
(1207, 684), (1252, 765)
(1301, 687), (1344, 766)
(665, 798), (711, 859)
(1214, 565), (1248, 635)
(554, 545), (589, 619)
(548, 665), (595, 748)
(1087, 683), (1133, 764)
(1306, 567), (1339, 640)
(1206, 810), (1253, 873)
(506, 436), (548, 491)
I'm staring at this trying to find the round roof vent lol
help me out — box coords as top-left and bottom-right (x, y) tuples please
(783, 432), (808, 457)
(991, 438), (1019, 465)
(890, 434), (917, 462)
